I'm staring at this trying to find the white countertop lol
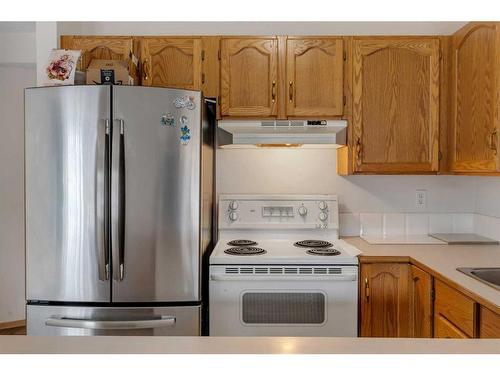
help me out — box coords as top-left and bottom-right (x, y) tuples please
(345, 237), (500, 311)
(0, 336), (499, 354)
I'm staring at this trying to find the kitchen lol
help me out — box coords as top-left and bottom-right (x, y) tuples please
(1, 6), (500, 370)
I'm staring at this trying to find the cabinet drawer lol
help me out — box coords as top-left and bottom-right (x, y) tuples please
(434, 314), (470, 338)
(480, 306), (500, 338)
(434, 279), (475, 337)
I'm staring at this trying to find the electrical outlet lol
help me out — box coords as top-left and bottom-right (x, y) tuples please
(415, 189), (427, 209)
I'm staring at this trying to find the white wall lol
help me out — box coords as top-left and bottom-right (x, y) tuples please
(216, 149), (478, 214)
(58, 21), (467, 36)
(0, 65), (36, 323)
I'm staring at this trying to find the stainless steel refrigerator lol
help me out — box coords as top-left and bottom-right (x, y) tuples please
(24, 85), (214, 336)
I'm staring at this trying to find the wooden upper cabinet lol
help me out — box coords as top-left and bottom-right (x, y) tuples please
(286, 38), (343, 117)
(61, 36), (135, 71)
(140, 37), (202, 90)
(360, 263), (411, 337)
(409, 265), (433, 338)
(352, 38), (440, 173)
(220, 38), (278, 117)
(60, 36), (138, 81)
(451, 23), (500, 173)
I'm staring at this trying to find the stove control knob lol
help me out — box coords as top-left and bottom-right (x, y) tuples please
(229, 201), (239, 210)
(318, 201), (328, 210)
(318, 212), (328, 221)
(298, 206), (308, 216)
(229, 211), (239, 221)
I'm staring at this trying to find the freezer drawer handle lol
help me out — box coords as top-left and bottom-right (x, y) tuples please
(45, 316), (176, 330)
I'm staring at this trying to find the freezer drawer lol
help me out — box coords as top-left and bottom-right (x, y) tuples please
(27, 305), (200, 336)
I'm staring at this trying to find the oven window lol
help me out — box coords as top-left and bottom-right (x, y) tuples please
(241, 292), (325, 324)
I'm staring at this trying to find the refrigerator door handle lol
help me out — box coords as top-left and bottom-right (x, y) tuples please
(97, 119), (110, 281)
(45, 316), (176, 330)
(111, 119), (125, 281)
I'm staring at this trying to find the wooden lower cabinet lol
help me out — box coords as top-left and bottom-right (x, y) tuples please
(433, 279), (476, 338)
(479, 306), (500, 338)
(434, 314), (470, 338)
(360, 263), (411, 337)
(409, 265), (433, 338)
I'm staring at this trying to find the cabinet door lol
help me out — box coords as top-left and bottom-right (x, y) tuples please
(140, 38), (202, 90)
(479, 306), (500, 338)
(220, 38), (278, 117)
(434, 279), (475, 338)
(352, 38), (440, 173)
(60, 36), (138, 82)
(286, 38), (343, 117)
(409, 265), (433, 338)
(451, 23), (500, 173)
(435, 315), (470, 338)
(360, 263), (411, 337)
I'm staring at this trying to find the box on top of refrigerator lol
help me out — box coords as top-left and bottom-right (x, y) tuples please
(86, 59), (134, 85)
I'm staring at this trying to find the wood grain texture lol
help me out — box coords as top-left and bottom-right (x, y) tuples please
(479, 306), (500, 338)
(60, 35), (138, 83)
(286, 37), (343, 117)
(277, 36), (287, 119)
(220, 37), (278, 117)
(201, 37), (220, 98)
(352, 38), (440, 173)
(359, 254), (500, 316)
(439, 36), (452, 174)
(410, 265), (433, 338)
(451, 22), (500, 173)
(140, 37), (201, 90)
(434, 314), (470, 338)
(360, 263), (411, 337)
(434, 279), (476, 337)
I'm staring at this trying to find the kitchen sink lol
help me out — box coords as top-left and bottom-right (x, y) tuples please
(457, 268), (500, 291)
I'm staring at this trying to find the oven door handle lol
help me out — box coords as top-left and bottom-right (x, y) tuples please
(210, 274), (357, 281)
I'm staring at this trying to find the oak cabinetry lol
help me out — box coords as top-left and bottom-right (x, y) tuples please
(479, 306), (500, 338)
(360, 263), (411, 337)
(220, 37), (278, 117)
(451, 22), (500, 173)
(140, 37), (202, 90)
(409, 265), (433, 338)
(434, 314), (470, 338)
(60, 35), (139, 82)
(434, 279), (476, 338)
(349, 38), (441, 174)
(285, 37), (344, 117)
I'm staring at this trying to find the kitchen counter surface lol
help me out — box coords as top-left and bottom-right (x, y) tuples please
(0, 335), (499, 354)
(345, 237), (500, 313)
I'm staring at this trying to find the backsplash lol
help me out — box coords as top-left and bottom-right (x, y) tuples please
(340, 212), (500, 241)
(339, 212), (474, 237)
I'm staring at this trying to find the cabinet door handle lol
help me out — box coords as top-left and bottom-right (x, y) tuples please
(271, 80), (276, 103)
(489, 129), (498, 154)
(364, 278), (370, 301)
(143, 59), (149, 81)
(289, 81), (294, 102)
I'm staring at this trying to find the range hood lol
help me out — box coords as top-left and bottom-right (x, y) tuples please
(217, 119), (347, 148)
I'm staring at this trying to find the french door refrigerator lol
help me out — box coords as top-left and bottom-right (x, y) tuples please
(25, 85), (214, 336)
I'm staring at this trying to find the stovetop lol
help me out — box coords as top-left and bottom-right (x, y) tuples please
(211, 237), (360, 265)
(210, 195), (361, 265)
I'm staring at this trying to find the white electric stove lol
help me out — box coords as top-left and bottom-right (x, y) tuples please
(209, 195), (361, 337)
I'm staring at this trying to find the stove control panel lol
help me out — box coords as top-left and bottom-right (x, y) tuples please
(219, 195), (339, 230)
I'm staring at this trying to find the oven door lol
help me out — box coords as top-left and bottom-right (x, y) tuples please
(209, 265), (358, 337)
